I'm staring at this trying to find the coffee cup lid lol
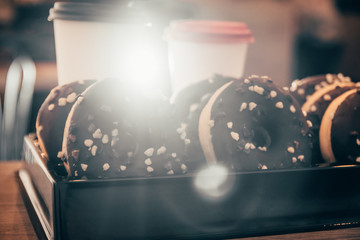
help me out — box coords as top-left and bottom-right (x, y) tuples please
(165, 20), (254, 44)
(48, 2), (149, 23)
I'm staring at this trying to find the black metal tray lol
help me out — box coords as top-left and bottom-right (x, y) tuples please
(19, 134), (360, 240)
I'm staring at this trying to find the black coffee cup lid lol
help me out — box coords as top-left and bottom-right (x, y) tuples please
(48, 1), (149, 23)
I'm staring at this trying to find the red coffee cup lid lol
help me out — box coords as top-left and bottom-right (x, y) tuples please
(165, 20), (254, 44)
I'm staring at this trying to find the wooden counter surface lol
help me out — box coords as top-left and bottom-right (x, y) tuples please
(1, 161), (360, 240)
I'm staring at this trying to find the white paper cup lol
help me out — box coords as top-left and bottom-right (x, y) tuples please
(48, 2), (151, 85)
(165, 20), (254, 94)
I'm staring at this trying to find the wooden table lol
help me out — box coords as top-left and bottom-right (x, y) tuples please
(2, 161), (360, 240)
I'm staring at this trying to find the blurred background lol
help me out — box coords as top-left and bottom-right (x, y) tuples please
(0, 0), (359, 134)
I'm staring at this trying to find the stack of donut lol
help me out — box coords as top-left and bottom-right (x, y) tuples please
(35, 73), (358, 179)
(289, 73), (360, 166)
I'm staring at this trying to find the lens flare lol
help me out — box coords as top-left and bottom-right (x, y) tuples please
(194, 165), (235, 200)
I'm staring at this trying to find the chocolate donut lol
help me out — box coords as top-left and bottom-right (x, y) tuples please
(302, 81), (358, 165)
(171, 74), (233, 168)
(290, 73), (351, 105)
(198, 76), (313, 171)
(36, 80), (96, 174)
(320, 88), (360, 165)
(62, 79), (188, 179)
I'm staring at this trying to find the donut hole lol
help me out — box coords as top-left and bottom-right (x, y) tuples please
(252, 126), (272, 150)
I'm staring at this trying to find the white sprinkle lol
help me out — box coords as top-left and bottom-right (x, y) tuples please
(181, 164), (187, 171)
(144, 148), (154, 157)
(92, 128), (102, 139)
(249, 102), (257, 111)
(127, 152), (134, 157)
(290, 105), (296, 113)
(81, 164), (88, 171)
(287, 146), (295, 154)
(157, 146), (166, 155)
(254, 85), (265, 95)
(84, 139), (93, 147)
(245, 142), (251, 150)
(66, 92), (77, 103)
(250, 143), (256, 149)
(48, 104), (55, 111)
(258, 146), (267, 152)
(147, 166), (154, 173)
(167, 170), (174, 175)
(227, 122), (233, 129)
(326, 74), (333, 83)
(231, 132), (240, 141)
(244, 79), (250, 84)
(102, 134), (109, 144)
(270, 90), (277, 98)
(58, 97), (67, 106)
(298, 155), (305, 161)
(283, 87), (289, 91)
(249, 75), (259, 78)
(310, 105), (317, 112)
(261, 165), (268, 170)
(120, 165), (127, 171)
(57, 151), (63, 159)
(144, 158), (152, 165)
(275, 102), (284, 109)
(112, 129), (119, 137)
(208, 78), (214, 83)
(208, 120), (215, 127)
(297, 88), (305, 95)
(176, 123), (186, 134)
(323, 94), (332, 101)
(184, 139), (191, 145)
(171, 153), (177, 158)
(290, 85), (297, 92)
(240, 102), (247, 112)
(356, 138), (360, 146)
(180, 132), (186, 140)
(302, 110), (307, 117)
(189, 103), (199, 113)
(356, 157), (360, 163)
(91, 145), (98, 156)
(103, 163), (110, 171)
(307, 120), (313, 128)
(292, 157), (297, 163)
(248, 85), (254, 91)
(74, 170), (78, 177)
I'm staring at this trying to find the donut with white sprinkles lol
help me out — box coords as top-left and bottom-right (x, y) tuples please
(290, 73), (351, 105)
(320, 88), (360, 165)
(198, 76), (313, 171)
(36, 80), (96, 175)
(302, 81), (359, 165)
(62, 79), (187, 179)
(171, 74), (233, 170)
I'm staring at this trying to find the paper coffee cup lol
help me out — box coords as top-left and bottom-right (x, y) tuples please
(165, 20), (254, 94)
(48, 2), (152, 85)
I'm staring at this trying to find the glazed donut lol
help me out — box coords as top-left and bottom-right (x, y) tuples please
(290, 73), (351, 105)
(171, 74), (233, 168)
(198, 75), (313, 171)
(320, 88), (360, 165)
(36, 80), (96, 174)
(62, 79), (188, 179)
